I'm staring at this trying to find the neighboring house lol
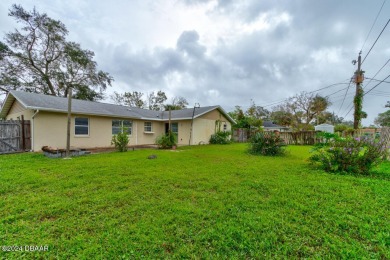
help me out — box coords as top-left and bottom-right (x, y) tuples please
(314, 123), (334, 134)
(0, 91), (234, 151)
(262, 121), (290, 132)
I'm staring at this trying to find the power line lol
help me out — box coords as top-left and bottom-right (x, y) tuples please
(364, 73), (390, 96)
(361, 18), (390, 65)
(307, 81), (350, 94)
(344, 77), (390, 118)
(259, 80), (351, 108)
(365, 77), (390, 84)
(363, 57), (390, 89)
(361, 0), (387, 52)
(344, 105), (354, 118)
(337, 79), (353, 114)
(325, 86), (350, 98)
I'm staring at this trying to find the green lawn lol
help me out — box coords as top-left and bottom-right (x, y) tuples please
(0, 144), (389, 259)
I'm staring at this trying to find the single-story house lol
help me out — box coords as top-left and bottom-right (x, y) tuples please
(262, 121), (290, 132)
(0, 91), (235, 151)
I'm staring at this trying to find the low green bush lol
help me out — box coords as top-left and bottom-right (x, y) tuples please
(310, 136), (388, 175)
(156, 131), (177, 149)
(111, 127), (129, 152)
(209, 131), (232, 144)
(248, 131), (287, 156)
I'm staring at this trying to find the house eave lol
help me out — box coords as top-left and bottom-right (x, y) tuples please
(0, 93), (17, 119)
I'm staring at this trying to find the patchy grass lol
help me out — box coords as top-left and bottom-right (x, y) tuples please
(0, 144), (389, 259)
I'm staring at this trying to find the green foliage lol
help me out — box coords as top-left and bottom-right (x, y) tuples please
(334, 124), (348, 133)
(110, 91), (145, 108)
(148, 90), (167, 111)
(0, 145), (389, 258)
(314, 131), (339, 147)
(156, 131), (177, 149)
(353, 85), (364, 128)
(374, 110), (390, 127)
(270, 109), (292, 126)
(229, 104), (264, 129)
(271, 92), (331, 130)
(249, 131), (287, 156)
(209, 131), (232, 144)
(164, 96), (189, 110)
(310, 136), (388, 175)
(111, 127), (129, 152)
(0, 5), (113, 100)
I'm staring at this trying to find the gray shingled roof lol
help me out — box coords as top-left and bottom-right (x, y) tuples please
(0, 91), (234, 123)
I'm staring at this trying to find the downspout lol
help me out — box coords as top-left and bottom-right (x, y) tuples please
(135, 121), (138, 145)
(31, 110), (40, 152)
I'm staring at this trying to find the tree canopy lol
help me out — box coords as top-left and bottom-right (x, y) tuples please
(110, 90), (188, 111)
(374, 110), (390, 127)
(111, 91), (145, 108)
(271, 92), (331, 130)
(0, 5), (113, 100)
(164, 96), (189, 110)
(228, 101), (267, 129)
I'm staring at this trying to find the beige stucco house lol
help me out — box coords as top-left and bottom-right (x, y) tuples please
(0, 91), (234, 151)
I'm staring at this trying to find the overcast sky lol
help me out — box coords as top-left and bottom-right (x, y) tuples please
(1, 0), (390, 125)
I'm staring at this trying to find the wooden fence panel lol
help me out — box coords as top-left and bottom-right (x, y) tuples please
(0, 120), (31, 154)
(233, 129), (319, 145)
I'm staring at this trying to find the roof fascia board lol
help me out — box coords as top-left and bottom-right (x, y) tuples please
(193, 106), (236, 124)
(24, 106), (143, 120)
(0, 92), (18, 119)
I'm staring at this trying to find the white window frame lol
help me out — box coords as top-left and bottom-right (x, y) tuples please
(112, 120), (132, 135)
(144, 122), (153, 133)
(75, 117), (89, 136)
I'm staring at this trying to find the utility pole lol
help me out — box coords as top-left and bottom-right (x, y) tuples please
(66, 87), (72, 158)
(353, 52), (364, 130)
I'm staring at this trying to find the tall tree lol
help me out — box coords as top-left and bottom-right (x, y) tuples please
(147, 91), (167, 111)
(311, 95), (330, 124)
(0, 5), (113, 100)
(375, 110), (390, 127)
(110, 91), (145, 108)
(270, 105), (293, 126)
(164, 96), (189, 110)
(271, 92), (330, 130)
(228, 102), (264, 129)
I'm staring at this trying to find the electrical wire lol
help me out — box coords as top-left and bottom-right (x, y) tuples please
(360, 0), (387, 52)
(364, 73), (390, 96)
(259, 80), (351, 108)
(365, 77), (390, 84)
(363, 57), (390, 89)
(337, 79), (353, 114)
(361, 18), (390, 65)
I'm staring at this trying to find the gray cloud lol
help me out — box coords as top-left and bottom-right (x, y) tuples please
(177, 30), (207, 58)
(1, 0), (389, 125)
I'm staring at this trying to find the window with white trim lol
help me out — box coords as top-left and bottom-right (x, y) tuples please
(223, 123), (227, 131)
(144, 122), (152, 132)
(171, 123), (178, 134)
(112, 120), (132, 135)
(75, 117), (89, 135)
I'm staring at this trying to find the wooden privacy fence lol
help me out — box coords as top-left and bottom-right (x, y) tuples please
(0, 119), (31, 154)
(232, 129), (320, 145)
(233, 128), (390, 147)
(279, 131), (319, 145)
